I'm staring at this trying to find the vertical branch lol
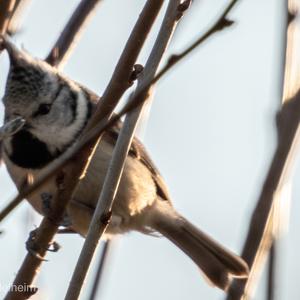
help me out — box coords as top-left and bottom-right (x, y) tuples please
(83, 1), (164, 128)
(5, 168), (80, 300)
(65, 1), (182, 299)
(226, 2), (300, 299)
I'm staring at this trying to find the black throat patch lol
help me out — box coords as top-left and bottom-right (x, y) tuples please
(5, 130), (61, 169)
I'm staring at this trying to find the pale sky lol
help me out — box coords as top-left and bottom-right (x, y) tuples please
(0, 1), (296, 299)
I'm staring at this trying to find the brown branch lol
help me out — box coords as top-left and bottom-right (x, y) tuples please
(64, 0), (180, 297)
(0, 0), (16, 35)
(4, 169), (82, 300)
(226, 3), (300, 299)
(3, 1), (102, 299)
(88, 240), (113, 300)
(151, 0), (238, 84)
(45, 0), (102, 68)
(4, 1), (164, 299)
(66, 2), (241, 297)
(0, 0), (239, 226)
(267, 243), (276, 300)
(0, 0), (19, 164)
(6, 0), (31, 36)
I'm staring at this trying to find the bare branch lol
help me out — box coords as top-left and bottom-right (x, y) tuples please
(3, 0), (103, 299)
(88, 240), (113, 300)
(226, 2), (300, 298)
(46, 0), (102, 68)
(6, 0), (31, 36)
(4, 0), (164, 299)
(0, 0), (240, 226)
(266, 243), (276, 300)
(65, 0), (180, 297)
(0, 0), (16, 35)
(4, 169), (80, 300)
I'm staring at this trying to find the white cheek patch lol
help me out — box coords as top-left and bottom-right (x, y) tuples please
(55, 89), (88, 147)
(31, 88), (88, 152)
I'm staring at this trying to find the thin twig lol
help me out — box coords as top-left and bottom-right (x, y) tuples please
(265, 2), (292, 298)
(151, 0), (238, 84)
(4, 169), (81, 300)
(226, 3), (300, 299)
(88, 240), (113, 300)
(46, 0), (102, 69)
(64, 0), (180, 297)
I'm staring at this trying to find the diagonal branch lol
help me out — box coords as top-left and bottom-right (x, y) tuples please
(3, 0), (103, 299)
(0, 0), (16, 35)
(0, 0), (240, 226)
(6, 0), (32, 36)
(4, 1), (164, 299)
(88, 240), (113, 300)
(64, 0), (181, 298)
(150, 0), (238, 84)
(226, 3), (300, 299)
(45, 0), (102, 68)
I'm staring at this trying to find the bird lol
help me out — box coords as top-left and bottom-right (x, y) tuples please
(0, 38), (248, 290)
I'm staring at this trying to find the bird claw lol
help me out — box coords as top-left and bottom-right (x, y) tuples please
(25, 229), (61, 261)
(26, 229), (47, 261)
(47, 241), (61, 252)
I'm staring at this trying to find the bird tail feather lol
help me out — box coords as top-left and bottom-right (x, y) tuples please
(150, 201), (248, 290)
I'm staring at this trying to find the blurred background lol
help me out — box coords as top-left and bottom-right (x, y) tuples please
(0, 0), (295, 299)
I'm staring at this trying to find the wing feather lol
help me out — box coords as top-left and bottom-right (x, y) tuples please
(81, 88), (171, 202)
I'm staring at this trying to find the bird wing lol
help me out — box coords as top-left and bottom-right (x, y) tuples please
(80, 86), (171, 202)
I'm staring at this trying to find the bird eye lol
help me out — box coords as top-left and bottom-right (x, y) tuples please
(35, 103), (51, 116)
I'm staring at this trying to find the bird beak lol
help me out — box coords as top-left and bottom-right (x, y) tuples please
(0, 117), (26, 141)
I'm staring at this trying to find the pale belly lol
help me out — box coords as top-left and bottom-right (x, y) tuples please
(3, 141), (158, 238)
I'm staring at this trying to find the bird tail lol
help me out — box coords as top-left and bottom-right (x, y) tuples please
(149, 201), (249, 290)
